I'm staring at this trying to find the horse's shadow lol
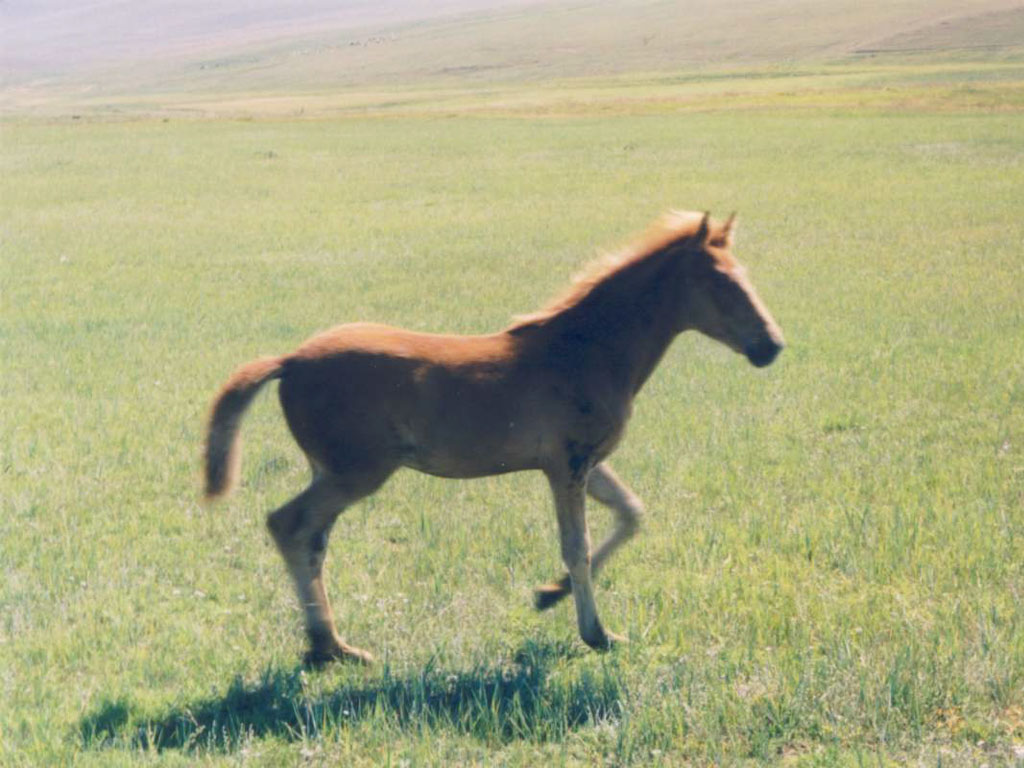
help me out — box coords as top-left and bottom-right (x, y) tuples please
(79, 639), (623, 753)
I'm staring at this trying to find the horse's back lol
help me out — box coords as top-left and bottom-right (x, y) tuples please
(288, 322), (513, 364)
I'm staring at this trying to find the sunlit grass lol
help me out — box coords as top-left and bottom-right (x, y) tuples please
(9, 59), (1024, 119)
(1, 65), (1022, 765)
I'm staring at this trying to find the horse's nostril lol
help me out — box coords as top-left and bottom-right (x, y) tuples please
(745, 338), (782, 368)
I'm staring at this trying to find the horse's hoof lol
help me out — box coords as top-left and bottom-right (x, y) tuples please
(303, 643), (374, 667)
(533, 580), (571, 611)
(583, 630), (626, 652)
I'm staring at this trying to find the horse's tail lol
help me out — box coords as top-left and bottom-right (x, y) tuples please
(203, 356), (285, 501)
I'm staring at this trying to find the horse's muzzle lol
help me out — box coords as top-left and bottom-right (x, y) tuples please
(745, 337), (783, 368)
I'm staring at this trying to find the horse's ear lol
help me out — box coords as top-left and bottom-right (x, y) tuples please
(696, 211), (711, 243)
(723, 211), (738, 245)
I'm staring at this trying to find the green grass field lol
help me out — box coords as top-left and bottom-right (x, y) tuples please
(2, 50), (1024, 766)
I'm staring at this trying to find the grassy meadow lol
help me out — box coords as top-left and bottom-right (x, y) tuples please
(2, 60), (1024, 765)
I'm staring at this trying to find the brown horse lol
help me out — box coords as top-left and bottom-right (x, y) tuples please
(203, 210), (783, 665)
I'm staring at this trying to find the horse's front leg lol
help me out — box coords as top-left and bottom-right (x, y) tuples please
(544, 465), (623, 650)
(535, 462), (644, 611)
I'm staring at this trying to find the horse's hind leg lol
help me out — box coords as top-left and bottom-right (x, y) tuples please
(535, 462), (644, 611)
(266, 469), (389, 665)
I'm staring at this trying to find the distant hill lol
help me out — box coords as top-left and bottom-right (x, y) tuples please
(0, 0), (545, 81)
(853, 6), (1024, 55)
(2, 0), (1022, 112)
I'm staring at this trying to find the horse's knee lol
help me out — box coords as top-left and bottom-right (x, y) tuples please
(267, 505), (306, 546)
(559, 528), (591, 569)
(616, 496), (644, 538)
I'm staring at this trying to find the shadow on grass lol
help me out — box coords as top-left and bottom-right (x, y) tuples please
(79, 639), (623, 753)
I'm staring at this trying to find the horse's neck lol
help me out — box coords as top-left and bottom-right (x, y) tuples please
(544, 261), (682, 395)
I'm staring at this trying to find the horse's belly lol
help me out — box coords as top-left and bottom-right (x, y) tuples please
(398, 408), (553, 478)
(401, 440), (543, 479)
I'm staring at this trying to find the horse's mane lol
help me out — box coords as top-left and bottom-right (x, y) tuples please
(508, 210), (717, 331)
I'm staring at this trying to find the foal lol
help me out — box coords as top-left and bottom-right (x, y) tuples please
(203, 211), (783, 664)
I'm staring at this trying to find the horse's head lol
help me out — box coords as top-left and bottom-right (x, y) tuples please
(677, 212), (784, 367)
